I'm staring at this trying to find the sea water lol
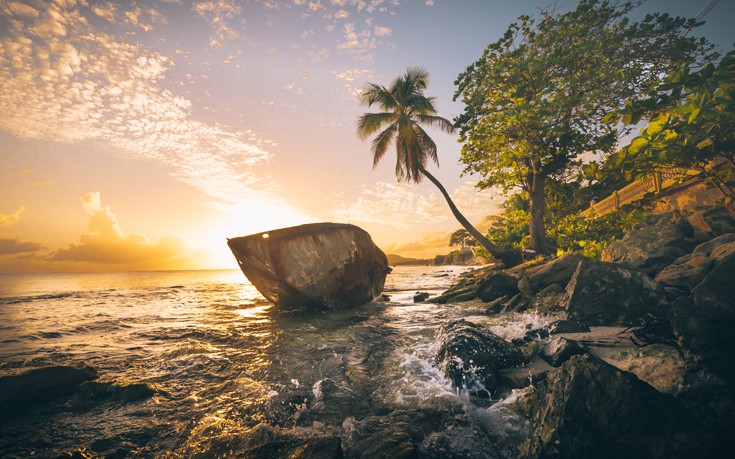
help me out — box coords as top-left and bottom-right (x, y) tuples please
(0, 267), (542, 458)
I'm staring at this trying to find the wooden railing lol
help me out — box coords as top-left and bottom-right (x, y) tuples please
(581, 167), (697, 217)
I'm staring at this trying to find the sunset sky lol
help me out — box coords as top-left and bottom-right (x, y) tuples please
(1, 0), (733, 272)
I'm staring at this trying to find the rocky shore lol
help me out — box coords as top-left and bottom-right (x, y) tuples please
(430, 206), (735, 457)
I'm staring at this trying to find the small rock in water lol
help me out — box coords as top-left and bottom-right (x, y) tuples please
(413, 292), (430, 302)
(435, 319), (524, 397)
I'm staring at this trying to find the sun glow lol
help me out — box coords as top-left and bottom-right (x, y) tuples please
(192, 200), (317, 269)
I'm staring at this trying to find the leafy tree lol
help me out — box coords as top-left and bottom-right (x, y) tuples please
(449, 229), (476, 250)
(454, 0), (714, 254)
(613, 46), (735, 205)
(357, 67), (516, 264)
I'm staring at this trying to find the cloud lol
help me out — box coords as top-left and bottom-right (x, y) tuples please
(192, 0), (242, 47)
(333, 68), (373, 99)
(335, 10), (349, 19)
(374, 26), (391, 36)
(382, 231), (451, 258)
(0, 238), (44, 255)
(0, 206), (25, 227)
(331, 181), (501, 229)
(49, 192), (194, 269)
(0, 1), (273, 205)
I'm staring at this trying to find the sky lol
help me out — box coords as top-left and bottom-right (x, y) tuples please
(1, 0), (733, 273)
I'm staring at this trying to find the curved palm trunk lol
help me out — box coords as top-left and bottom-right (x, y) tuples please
(418, 165), (519, 266)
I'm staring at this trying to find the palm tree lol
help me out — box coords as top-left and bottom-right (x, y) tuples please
(356, 67), (517, 265)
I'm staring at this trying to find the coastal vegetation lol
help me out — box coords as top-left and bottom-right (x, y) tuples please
(453, 0), (716, 255)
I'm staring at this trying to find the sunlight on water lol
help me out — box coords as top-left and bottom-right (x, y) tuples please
(0, 266), (531, 458)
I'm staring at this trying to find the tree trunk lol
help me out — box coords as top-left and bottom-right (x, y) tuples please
(418, 165), (520, 266)
(528, 172), (552, 255)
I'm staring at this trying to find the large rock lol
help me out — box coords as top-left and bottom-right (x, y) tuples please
(561, 260), (667, 326)
(521, 355), (713, 458)
(671, 252), (735, 383)
(688, 206), (735, 241)
(435, 319), (523, 396)
(431, 266), (496, 303)
(0, 364), (98, 419)
(601, 216), (694, 277)
(518, 253), (583, 295)
(477, 271), (519, 302)
(655, 233), (735, 290)
(227, 223), (391, 310)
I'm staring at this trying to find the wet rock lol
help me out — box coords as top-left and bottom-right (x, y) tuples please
(655, 233), (735, 290)
(601, 216), (695, 277)
(676, 369), (734, 446)
(518, 253), (583, 295)
(539, 337), (588, 367)
(500, 360), (550, 389)
(521, 355), (713, 458)
(548, 320), (591, 334)
(69, 380), (155, 409)
(431, 267), (497, 303)
(484, 295), (510, 314)
(505, 292), (531, 313)
(413, 292), (430, 302)
(0, 364), (98, 419)
(561, 260), (667, 326)
(435, 319), (524, 396)
(476, 271), (519, 303)
(671, 252), (735, 383)
(341, 410), (450, 459)
(688, 206), (735, 241)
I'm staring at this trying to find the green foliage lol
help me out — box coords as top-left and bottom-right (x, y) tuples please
(453, 0), (714, 253)
(550, 209), (649, 258)
(449, 229), (476, 248)
(485, 194), (650, 259)
(614, 46), (735, 198)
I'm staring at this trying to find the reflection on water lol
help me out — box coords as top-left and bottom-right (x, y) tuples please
(0, 267), (532, 458)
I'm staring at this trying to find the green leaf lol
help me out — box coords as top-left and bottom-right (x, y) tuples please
(628, 137), (649, 154)
(696, 138), (714, 149)
(688, 107), (701, 123)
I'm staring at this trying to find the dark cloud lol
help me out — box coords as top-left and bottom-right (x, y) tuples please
(0, 238), (45, 255)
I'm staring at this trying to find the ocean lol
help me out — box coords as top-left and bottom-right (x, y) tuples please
(0, 266), (550, 458)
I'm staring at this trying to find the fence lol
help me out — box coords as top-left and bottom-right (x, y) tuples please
(581, 167), (696, 217)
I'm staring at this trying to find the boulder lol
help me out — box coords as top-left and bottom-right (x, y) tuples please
(521, 355), (713, 458)
(227, 223), (391, 310)
(435, 319), (523, 396)
(601, 217), (694, 277)
(561, 260), (667, 326)
(687, 206), (735, 241)
(655, 233), (735, 290)
(305, 378), (367, 425)
(0, 364), (98, 419)
(518, 253), (583, 295)
(477, 271), (519, 302)
(671, 252), (735, 383)
(539, 337), (588, 367)
(431, 266), (496, 303)
(413, 292), (430, 302)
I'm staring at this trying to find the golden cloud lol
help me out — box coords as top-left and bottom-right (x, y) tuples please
(0, 206), (25, 227)
(48, 192), (196, 270)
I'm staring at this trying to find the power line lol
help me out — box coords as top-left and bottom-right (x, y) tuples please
(695, 0), (720, 22)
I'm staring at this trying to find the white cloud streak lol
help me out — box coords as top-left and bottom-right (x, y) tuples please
(0, 0), (272, 205)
